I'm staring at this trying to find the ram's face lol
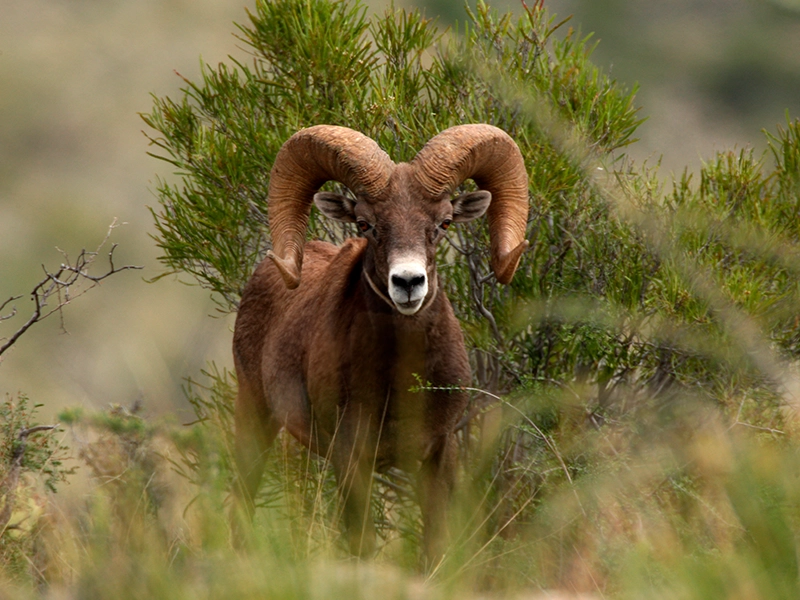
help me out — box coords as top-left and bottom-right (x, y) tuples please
(314, 167), (491, 316)
(358, 196), (448, 315)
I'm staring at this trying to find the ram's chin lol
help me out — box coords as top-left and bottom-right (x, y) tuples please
(394, 299), (423, 315)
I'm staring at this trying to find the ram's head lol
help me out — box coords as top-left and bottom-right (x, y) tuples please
(266, 124), (530, 314)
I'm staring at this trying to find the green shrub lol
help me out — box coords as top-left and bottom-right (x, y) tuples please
(0, 394), (71, 582)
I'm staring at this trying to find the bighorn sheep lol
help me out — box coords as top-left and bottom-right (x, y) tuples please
(232, 124), (529, 562)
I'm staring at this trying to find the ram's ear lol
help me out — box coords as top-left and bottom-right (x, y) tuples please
(313, 192), (357, 222)
(451, 190), (492, 223)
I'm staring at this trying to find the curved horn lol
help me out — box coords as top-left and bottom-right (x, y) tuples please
(267, 125), (394, 288)
(411, 124), (529, 284)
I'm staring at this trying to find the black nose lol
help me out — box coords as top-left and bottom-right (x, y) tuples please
(391, 273), (425, 293)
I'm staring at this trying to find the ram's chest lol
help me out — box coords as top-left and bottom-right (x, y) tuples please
(305, 315), (434, 467)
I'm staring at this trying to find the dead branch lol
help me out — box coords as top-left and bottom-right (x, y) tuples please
(0, 221), (142, 358)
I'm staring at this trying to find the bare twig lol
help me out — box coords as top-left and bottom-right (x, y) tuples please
(730, 395), (784, 436)
(0, 221), (142, 358)
(0, 296), (22, 322)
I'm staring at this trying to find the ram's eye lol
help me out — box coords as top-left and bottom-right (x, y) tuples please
(357, 220), (372, 233)
(440, 219), (452, 231)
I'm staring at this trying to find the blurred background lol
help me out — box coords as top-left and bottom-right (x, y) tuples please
(1, 0), (799, 421)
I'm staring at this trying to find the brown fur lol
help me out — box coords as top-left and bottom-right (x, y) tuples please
(232, 237), (471, 563)
(232, 125), (528, 567)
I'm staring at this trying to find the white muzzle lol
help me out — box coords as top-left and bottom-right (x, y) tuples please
(388, 259), (428, 315)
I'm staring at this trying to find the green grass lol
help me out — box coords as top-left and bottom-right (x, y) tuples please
(6, 382), (800, 598)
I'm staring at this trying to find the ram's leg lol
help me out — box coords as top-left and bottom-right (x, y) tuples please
(331, 428), (377, 558)
(231, 378), (280, 548)
(418, 433), (458, 569)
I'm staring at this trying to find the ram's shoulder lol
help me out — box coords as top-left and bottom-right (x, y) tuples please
(304, 238), (367, 274)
